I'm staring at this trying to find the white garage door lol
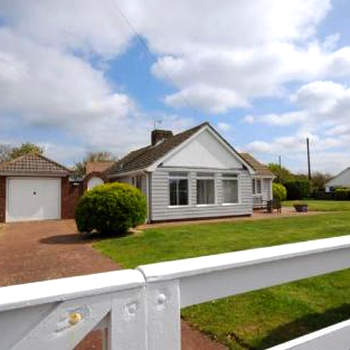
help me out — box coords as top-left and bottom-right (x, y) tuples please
(7, 178), (61, 222)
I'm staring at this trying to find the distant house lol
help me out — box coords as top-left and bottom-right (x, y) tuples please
(325, 168), (350, 192)
(106, 122), (274, 222)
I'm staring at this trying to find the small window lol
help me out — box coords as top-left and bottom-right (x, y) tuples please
(223, 176), (239, 203)
(169, 173), (188, 206)
(252, 178), (262, 194)
(196, 173), (215, 205)
(256, 179), (262, 194)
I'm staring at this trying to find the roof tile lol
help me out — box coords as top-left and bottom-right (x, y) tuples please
(239, 153), (274, 176)
(0, 153), (70, 176)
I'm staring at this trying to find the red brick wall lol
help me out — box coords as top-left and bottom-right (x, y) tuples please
(61, 177), (83, 219)
(0, 176), (5, 223)
(82, 172), (108, 191)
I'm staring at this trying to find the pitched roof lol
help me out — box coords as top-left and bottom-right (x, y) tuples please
(239, 153), (274, 177)
(106, 122), (208, 176)
(86, 161), (114, 174)
(0, 153), (71, 176)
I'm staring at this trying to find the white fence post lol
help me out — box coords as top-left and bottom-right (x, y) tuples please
(106, 287), (147, 350)
(141, 276), (181, 350)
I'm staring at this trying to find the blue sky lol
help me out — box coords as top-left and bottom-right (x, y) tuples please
(1, 0), (350, 174)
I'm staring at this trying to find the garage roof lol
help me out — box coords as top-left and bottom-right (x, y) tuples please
(0, 153), (71, 176)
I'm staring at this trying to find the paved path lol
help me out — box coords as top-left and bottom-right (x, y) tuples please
(0, 220), (226, 350)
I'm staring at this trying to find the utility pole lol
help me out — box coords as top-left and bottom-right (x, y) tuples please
(306, 138), (311, 180)
(278, 155), (282, 168)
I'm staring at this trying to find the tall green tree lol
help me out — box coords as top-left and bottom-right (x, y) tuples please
(268, 163), (295, 184)
(74, 151), (116, 177)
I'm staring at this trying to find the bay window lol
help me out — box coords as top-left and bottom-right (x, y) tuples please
(223, 174), (239, 204)
(169, 172), (189, 206)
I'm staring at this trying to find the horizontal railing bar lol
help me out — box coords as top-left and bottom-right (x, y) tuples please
(0, 270), (145, 312)
(138, 235), (350, 307)
(267, 319), (350, 350)
(138, 235), (350, 282)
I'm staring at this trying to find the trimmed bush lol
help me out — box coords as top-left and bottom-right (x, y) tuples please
(75, 182), (147, 235)
(272, 183), (287, 202)
(334, 188), (350, 201)
(312, 190), (335, 200)
(284, 180), (310, 200)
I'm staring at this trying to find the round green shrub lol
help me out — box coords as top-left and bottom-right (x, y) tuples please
(75, 182), (147, 235)
(273, 183), (287, 202)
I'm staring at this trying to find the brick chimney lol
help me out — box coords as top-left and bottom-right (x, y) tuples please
(151, 129), (173, 145)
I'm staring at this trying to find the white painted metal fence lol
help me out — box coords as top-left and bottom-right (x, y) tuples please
(0, 235), (349, 350)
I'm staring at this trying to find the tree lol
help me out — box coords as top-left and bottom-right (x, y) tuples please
(0, 145), (11, 162)
(0, 142), (44, 163)
(311, 171), (332, 191)
(268, 163), (295, 184)
(9, 142), (44, 159)
(74, 151), (116, 177)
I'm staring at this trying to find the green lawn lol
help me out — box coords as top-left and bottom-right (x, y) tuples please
(283, 199), (350, 211)
(95, 213), (350, 349)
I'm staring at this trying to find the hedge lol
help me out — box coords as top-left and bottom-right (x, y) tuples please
(75, 182), (147, 235)
(284, 180), (310, 200)
(334, 188), (350, 201)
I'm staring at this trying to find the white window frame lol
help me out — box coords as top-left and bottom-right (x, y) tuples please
(168, 172), (190, 207)
(196, 173), (216, 206)
(252, 178), (262, 195)
(222, 173), (240, 205)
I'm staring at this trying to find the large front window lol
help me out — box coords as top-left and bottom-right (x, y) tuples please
(197, 173), (215, 205)
(223, 174), (239, 204)
(169, 172), (188, 206)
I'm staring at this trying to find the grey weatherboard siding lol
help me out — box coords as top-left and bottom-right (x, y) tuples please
(150, 167), (253, 221)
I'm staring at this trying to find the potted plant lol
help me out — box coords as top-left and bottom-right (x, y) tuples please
(293, 201), (308, 212)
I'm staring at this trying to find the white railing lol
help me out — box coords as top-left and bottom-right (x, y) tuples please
(0, 235), (349, 350)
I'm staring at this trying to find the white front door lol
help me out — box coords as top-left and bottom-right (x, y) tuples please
(7, 177), (61, 222)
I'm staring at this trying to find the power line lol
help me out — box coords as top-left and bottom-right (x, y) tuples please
(111, 1), (198, 116)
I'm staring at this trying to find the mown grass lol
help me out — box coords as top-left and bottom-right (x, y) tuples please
(283, 199), (350, 212)
(95, 212), (350, 349)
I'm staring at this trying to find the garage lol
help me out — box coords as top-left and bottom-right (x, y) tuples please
(7, 178), (61, 222)
(0, 153), (72, 223)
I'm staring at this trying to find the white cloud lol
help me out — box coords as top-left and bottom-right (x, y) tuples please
(243, 115), (255, 124)
(217, 122), (231, 132)
(0, 0), (134, 57)
(164, 84), (248, 113)
(128, 0), (350, 113)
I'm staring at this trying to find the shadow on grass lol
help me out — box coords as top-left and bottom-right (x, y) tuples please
(40, 231), (132, 245)
(255, 303), (350, 349)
